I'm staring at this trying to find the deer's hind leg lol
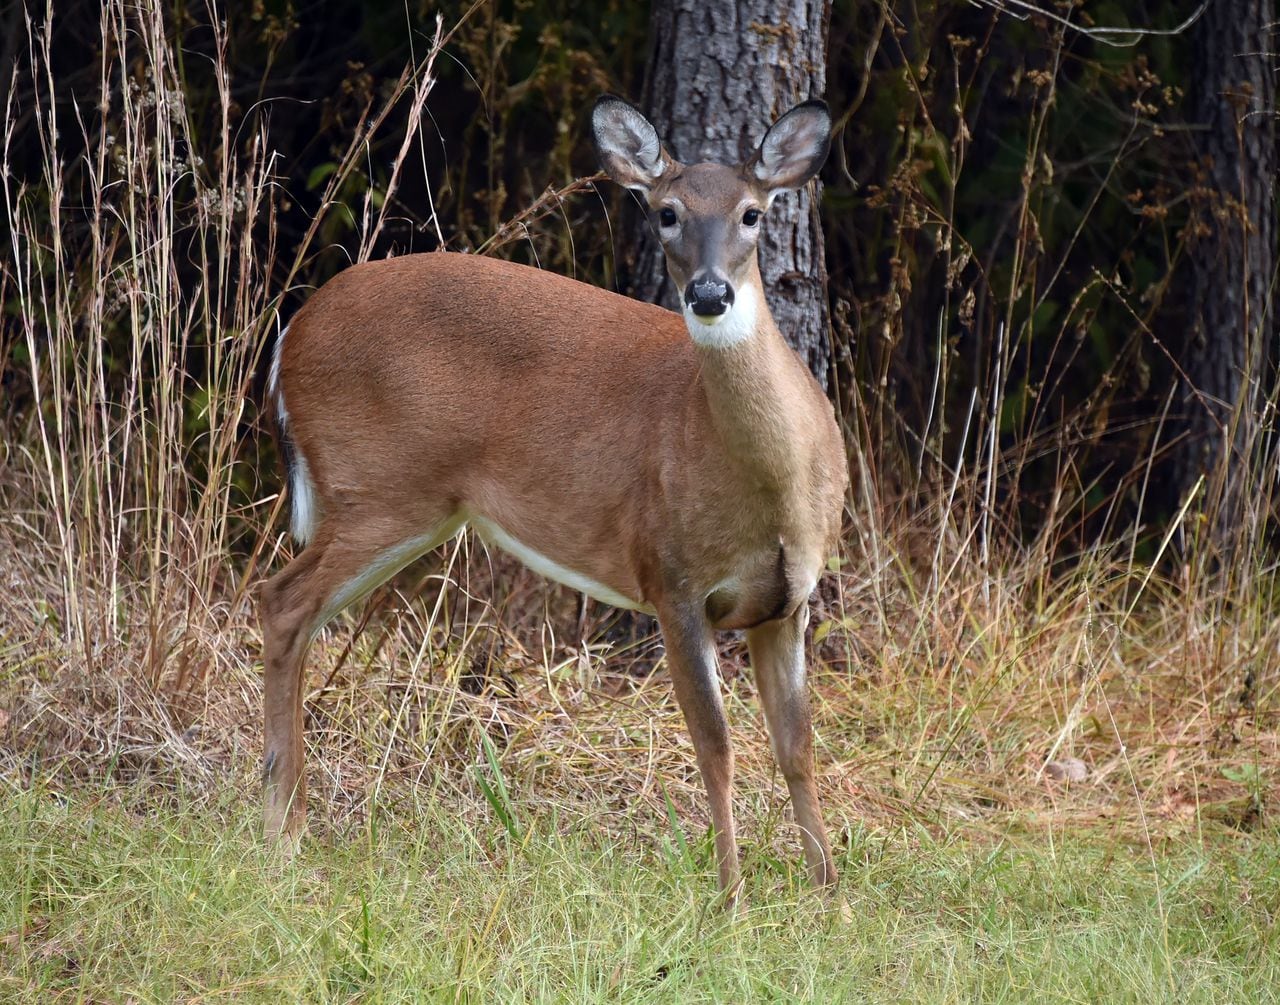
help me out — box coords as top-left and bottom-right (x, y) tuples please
(260, 509), (465, 844)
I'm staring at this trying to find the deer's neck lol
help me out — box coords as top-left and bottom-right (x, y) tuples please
(685, 281), (810, 488)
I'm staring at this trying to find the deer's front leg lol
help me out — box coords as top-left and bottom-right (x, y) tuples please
(746, 602), (837, 889)
(658, 608), (741, 903)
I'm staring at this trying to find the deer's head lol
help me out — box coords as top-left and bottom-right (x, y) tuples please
(592, 95), (831, 346)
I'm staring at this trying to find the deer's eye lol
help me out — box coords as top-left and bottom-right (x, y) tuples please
(742, 208), (762, 227)
(658, 207), (678, 228)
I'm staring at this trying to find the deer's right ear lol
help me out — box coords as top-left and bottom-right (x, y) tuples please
(592, 95), (672, 194)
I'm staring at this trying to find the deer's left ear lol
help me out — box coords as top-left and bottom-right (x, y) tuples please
(745, 100), (832, 200)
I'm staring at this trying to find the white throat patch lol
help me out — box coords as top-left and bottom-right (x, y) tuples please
(682, 282), (758, 349)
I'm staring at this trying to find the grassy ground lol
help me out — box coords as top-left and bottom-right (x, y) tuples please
(2, 780), (1277, 1003)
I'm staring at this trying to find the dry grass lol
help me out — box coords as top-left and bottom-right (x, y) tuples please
(4, 495), (1276, 864)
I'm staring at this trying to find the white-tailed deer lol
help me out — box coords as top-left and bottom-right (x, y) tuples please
(261, 95), (847, 900)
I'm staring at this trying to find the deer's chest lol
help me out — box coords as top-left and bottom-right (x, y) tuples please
(702, 539), (821, 631)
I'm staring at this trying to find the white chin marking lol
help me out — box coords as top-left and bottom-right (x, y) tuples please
(682, 284), (757, 349)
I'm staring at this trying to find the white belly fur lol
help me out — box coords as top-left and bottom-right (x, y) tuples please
(320, 511), (653, 637)
(469, 515), (653, 613)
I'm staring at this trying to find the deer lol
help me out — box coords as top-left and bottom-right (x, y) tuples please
(260, 94), (847, 903)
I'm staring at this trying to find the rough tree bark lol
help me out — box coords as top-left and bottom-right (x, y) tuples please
(1178, 0), (1276, 541)
(623, 0), (833, 387)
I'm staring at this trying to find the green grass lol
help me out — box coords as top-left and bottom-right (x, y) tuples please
(2, 783), (1276, 1003)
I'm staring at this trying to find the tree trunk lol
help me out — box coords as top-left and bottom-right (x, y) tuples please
(624, 0), (833, 387)
(1179, 0), (1276, 544)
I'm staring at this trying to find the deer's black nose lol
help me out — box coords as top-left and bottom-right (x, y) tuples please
(685, 277), (734, 317)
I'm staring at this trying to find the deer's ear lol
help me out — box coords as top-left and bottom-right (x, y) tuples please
(745, 100), (831, 199)
(592, 95), (675, 194)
